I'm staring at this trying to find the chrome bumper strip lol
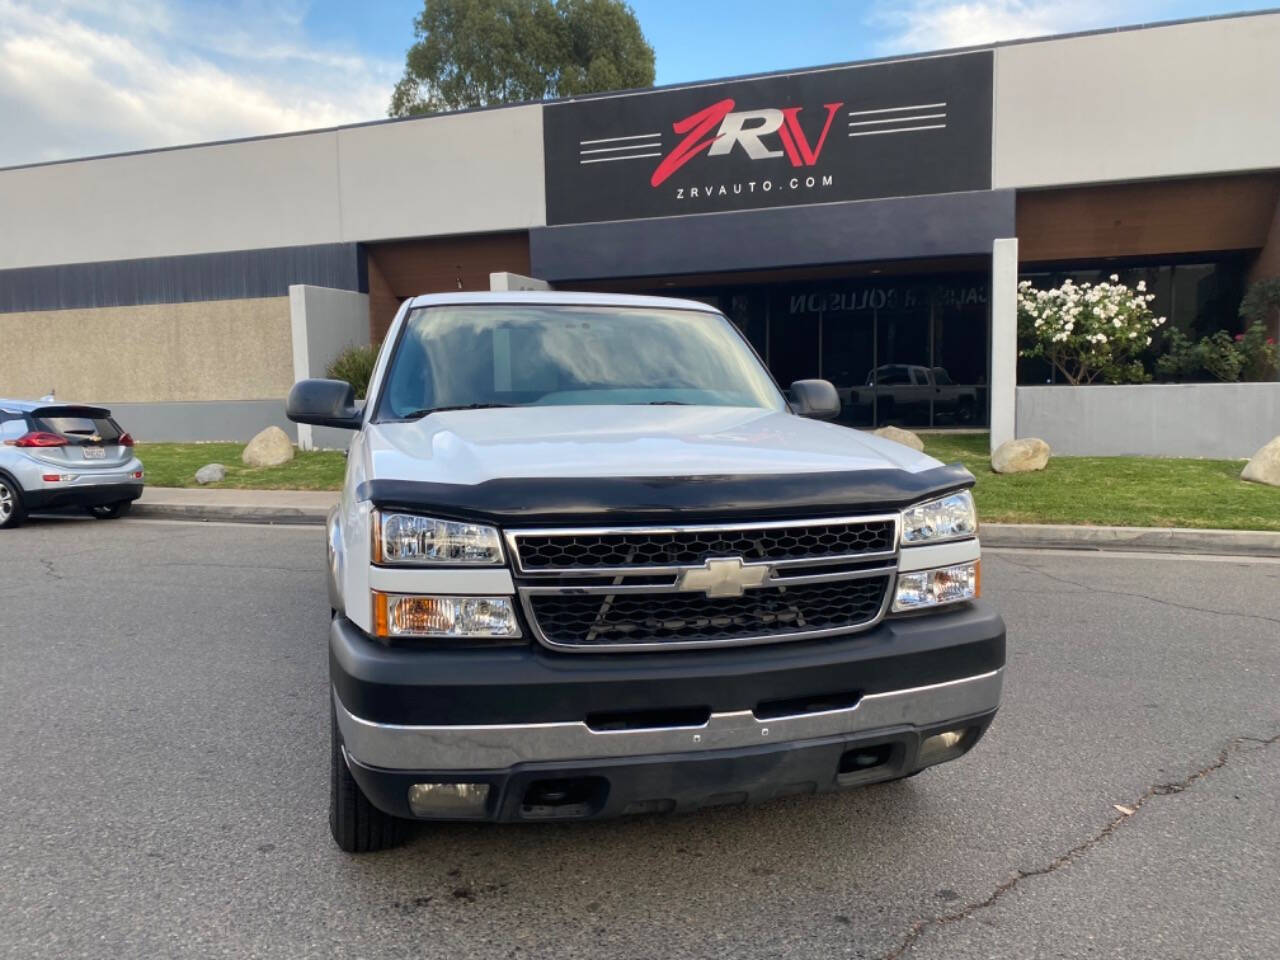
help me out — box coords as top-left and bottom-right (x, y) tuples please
(334, 667), (1003, 771)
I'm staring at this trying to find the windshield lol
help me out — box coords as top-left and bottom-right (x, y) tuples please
(376, 304), (785, 420)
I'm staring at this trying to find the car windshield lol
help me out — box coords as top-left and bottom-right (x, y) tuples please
(376, 304), (785, 420)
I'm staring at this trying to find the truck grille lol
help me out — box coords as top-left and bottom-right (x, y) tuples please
(528, 577), (890, 649)
(508, 515), (899, 652)
(511, 517), (896, 572)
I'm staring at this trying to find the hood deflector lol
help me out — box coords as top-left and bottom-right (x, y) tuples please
(357, 463), (974, 525)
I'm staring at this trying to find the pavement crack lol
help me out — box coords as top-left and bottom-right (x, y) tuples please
(39, 558), (63, 580)
(877, 732), (1280, 960)
(991, 554), (1280, 628)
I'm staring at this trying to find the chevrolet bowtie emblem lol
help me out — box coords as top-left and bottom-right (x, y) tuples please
(676, 557), (769, 598)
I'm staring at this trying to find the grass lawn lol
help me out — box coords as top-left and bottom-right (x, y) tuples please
(136, 443), (346, 491)
(921, 432), (1280, 532)
(136, 434), (1280, 531)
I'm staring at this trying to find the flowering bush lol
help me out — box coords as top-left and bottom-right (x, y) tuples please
(1017, 276), (1165, 384)
(1156, 321), (1279, 382)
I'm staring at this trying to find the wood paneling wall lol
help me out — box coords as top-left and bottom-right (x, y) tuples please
(364, 233), (532, 341)
(1017, 174), (1280, 264)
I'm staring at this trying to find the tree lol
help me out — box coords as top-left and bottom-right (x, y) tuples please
(389, 0), (655, 117)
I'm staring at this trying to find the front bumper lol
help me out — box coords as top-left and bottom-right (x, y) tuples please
(331, 601), (1005, 820)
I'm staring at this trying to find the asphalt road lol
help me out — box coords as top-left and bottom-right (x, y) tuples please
(1, 517), (1277, 960)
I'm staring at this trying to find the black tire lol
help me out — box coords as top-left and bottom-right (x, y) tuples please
(330, 702), (405, 853)
(0, 476), (25, 529)
(89, 500), (132, 520)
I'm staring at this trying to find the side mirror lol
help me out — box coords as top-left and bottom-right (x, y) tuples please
(789, 379), (840, 421)
(286, 379), (363, 430)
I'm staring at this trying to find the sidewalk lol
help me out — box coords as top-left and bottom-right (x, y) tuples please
(130, 487), (1280, 556)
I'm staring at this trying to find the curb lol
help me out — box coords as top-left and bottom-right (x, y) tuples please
(982, 523), (1280, 557)
(130, 502), (330, 526)
(128, 500), (1280, 557)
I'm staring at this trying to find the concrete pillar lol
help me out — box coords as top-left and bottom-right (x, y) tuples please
(490, 272), (551, 291)
(990, 238), (1019, 454)
(289, 284), (370, 450)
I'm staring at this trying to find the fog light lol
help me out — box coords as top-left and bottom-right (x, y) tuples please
(373, 591), (520, 639)
(918, 728), (968, 767)
(893, 561), (979, 612)
(407, 782), (490, 818)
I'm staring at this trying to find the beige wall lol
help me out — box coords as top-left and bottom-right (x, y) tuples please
(995, 13), (1280, 189)
(0, 298), (293, 403)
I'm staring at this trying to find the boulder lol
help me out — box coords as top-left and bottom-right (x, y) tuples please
(242, 426), (295, 468)
(873, 425), (924, 452)
(194, 463), (226, 485)
(1241, 436), (1280, 487)
(992, 437), (1051, 474)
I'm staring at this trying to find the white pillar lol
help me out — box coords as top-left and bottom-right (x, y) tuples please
(288, 285), (315, 451)
(489, 271), (551, 291)
(990, 238), (1019, 454)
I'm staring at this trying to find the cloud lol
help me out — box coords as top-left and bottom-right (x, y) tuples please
(0, 0), (399, 167)
(870, 0), (1141, 53)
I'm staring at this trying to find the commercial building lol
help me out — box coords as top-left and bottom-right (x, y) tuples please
(2, 11), (1278, 454)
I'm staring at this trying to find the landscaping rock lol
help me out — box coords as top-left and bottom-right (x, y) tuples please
(1241, 435), (1280, 487)
(992, 437), (1051, 474)
(872, 425), (924, 452)
(242, 426), (294, 467)
(194, 463), (226, 485)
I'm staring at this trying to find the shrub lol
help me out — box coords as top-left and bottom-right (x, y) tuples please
(326, 343), (380, 399)
(1017, 276), (1165, 384)
(1155, 322), (1278, 382)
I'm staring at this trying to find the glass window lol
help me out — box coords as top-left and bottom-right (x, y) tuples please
(376, 304), (786, 419)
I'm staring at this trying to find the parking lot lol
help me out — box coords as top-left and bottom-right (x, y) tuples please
(1, 517), (1277, 960)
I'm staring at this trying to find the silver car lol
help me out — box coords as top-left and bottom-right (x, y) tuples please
(0, 400), (145, 528)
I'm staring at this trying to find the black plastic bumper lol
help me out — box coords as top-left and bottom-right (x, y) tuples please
(330, 600), (1006, 726)
(24, 482), (143, 511)
(345, 709), (999, 822)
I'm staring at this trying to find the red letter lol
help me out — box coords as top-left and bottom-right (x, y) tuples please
(776, 102), (843, 167)
(651, 99), (735, 188)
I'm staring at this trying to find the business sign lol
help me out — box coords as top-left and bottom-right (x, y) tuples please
(543, 51), (992, 226)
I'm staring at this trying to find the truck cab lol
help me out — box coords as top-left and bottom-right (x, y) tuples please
(288, 292), (1005, 852)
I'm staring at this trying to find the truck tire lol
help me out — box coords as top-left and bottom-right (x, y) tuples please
(0, 477), (25, 529)
(330, 701), (405, 853)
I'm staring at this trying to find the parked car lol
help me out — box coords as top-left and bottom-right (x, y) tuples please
(844, 364), (980, 424)
(288, 292), (1005, 853)
(0, 400), (144, 528)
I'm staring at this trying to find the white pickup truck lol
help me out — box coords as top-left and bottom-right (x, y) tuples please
(288, 291), (1005, 853)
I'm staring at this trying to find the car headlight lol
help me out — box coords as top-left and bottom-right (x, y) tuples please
(893, 561), (979, 612)
(901, 490), (977, 545)
(373, 592), (521, 639)
(374, 511), (504, 565)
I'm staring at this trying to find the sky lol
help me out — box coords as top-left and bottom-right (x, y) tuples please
(0, 0), (1264, 168)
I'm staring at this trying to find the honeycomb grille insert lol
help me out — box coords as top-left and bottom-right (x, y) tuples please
(527, 577), (890, 648)
(514, 519), (896, 571)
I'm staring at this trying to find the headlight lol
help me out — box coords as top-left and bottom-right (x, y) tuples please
(374, 511), (504, 565)
(893, 561), (979, 612)
(373, 592), (521, 639)
(901, 491), (977, 545)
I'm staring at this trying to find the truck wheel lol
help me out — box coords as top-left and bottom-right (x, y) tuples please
(330, 702), (404, 853)
(89, 500), (132, 520)
(0, 477), (25, 529)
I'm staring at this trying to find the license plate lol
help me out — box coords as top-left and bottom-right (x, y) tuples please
(82, 446), (106, 459)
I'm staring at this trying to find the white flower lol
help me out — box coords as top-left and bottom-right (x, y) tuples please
(1109, 273), (1120, 282)
(1136, 280), (1146, 292)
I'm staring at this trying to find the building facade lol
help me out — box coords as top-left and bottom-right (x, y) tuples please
(2, 12), (1278, 447)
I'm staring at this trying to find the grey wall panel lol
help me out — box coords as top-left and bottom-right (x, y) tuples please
(529, 190), (1015, 282)
(110, 399), (350, 449)
(0, 243), (365, 314)
(1015, 383), (1280, 458)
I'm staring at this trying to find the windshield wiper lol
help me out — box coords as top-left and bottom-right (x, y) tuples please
(637, 400), (691, 405)
(399, 403), (515, 419)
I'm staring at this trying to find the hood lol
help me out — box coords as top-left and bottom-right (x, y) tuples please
(364, 405), (939, 486)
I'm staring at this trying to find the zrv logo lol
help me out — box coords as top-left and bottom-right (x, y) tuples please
(651, 99), (843, 187)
